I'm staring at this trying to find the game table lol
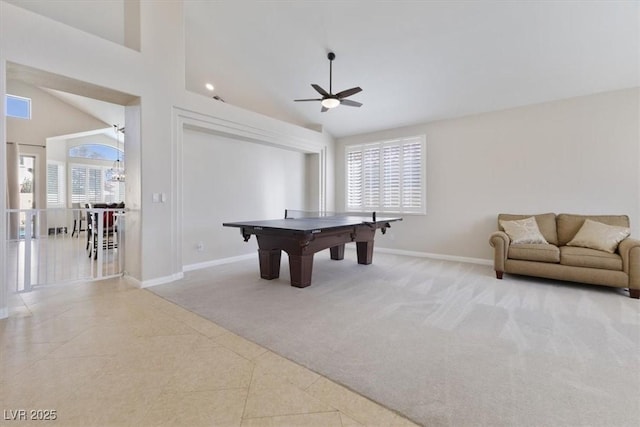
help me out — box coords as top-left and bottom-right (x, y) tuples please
(223, 210), (402, 287)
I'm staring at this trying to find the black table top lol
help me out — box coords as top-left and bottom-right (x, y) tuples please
(223, 215), (402, 233)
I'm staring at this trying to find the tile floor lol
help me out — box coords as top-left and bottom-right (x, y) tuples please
(0, 278), (418, 426)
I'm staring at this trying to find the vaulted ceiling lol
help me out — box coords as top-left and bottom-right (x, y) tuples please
(185, 1), (639, 138)
(7, 1), (639, 139)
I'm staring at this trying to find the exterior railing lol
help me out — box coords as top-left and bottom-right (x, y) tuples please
(5, 207), (125, 292)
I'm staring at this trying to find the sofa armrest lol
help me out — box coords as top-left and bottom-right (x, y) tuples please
(489, 231), (510, 273)
(619, 238), (640, 288)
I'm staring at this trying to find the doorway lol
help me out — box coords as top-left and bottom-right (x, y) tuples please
(18, 154), (35, 239)
(4, 63), (139, 292)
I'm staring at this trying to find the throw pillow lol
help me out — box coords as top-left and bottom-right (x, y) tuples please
(566, 219), (630, 253)
(499, 217), (548, 244)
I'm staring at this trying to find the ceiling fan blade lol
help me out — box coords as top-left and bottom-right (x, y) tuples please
(294, 98), (322, 102)
(321, 106), (328, 113)
(312, 84), (330, 97)
(340, 99), (362, 107)
(335, 86), (362, 99)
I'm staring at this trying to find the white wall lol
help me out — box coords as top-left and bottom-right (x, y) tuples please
(182, 129), (307, 265)
(0, 1), (335, 314)
(336, 88), (640, 261)
(4, 0), (126, 47)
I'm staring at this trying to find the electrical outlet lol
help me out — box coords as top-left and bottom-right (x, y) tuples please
(196, 242), (204, 252)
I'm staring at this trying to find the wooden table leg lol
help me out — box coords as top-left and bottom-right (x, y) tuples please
(330, 244), (345, 260)
(288, 254), (314, 288)
(356, 241), (374, 265)
(258, 249), (281, 280)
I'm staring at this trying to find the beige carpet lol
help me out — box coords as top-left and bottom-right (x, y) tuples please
(151, 251), (640, 426)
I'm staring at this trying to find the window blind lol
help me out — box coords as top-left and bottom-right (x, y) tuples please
(71, 165), (104, 204)
(346, 136), (425, 214)
(71, 167), (87, 203)
(46, 162), (65, 207)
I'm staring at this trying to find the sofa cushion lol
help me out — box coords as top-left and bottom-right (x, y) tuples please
(560, 246), (623, 271)
(498, 213), (557, 245)
(557, 214), (630, 247)
(566, 219), (630, 253)
(499, 217), (548, 244)
(508, 244), (560, 263)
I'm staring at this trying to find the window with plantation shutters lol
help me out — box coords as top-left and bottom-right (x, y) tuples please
(71, 165), (104, 204)
(345, 136), (426, 214)
(47, 161), (65, 207)
(71, 164), (123, 204)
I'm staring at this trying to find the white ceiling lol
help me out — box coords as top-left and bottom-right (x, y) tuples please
(185, 1), (639, 138)
(7, 1), (639, 139)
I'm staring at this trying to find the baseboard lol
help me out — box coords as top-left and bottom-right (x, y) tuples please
(183, 253), (255, 272)
(126, 272), (185, 288)
(196, 247), (492, 268)
(131, 255), (255, 288)
(124, 274), (142, 288)
(373, 247), (493, 266)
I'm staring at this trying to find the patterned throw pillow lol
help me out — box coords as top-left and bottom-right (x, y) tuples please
(499, 217), (548, 244)
(566, 219), (630, 253)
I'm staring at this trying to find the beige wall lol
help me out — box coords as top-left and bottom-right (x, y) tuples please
(6, 80), (111, 230)
(6, 80), (108, 145)
(336, 88), (640, 261)
(182, 129), (308, 266)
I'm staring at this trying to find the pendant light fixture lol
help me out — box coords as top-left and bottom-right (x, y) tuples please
(109, 124), (125, 182)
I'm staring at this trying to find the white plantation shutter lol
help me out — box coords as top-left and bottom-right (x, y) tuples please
(401, 140), (422, 209)
(47, 162), (65, 207)
(347, 151), (363, 209)
(88, 168), (102, 202)
(363, 147), (380, 208)
(71, 166), (88, 203)
(345, 136), (425, 214)
(71, 165), (107, 204)
(382, 144), (400, 208)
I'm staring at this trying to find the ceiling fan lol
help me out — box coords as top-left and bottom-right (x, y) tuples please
(294, 52), (362, 112)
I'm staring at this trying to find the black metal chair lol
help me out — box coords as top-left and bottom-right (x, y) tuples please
(87, 203), (119, 260)
(71, 202), (86, 237)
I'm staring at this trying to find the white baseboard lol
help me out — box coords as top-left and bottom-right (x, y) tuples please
(124, 274), (142, 288)
(372, 247), (493, 266)
(126, 272), (185, 288)
(183, 253), (255, 272)
(191, 248), (491, 269)
(132, 255), (255, 289)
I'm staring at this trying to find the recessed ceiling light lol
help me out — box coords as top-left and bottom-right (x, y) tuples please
(205, 83), (214, 91)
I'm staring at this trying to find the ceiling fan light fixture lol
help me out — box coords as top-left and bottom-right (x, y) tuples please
(294, 52), (363, 112)
(321, 98), (340, 109)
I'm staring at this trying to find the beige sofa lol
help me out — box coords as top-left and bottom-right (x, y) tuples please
(489, 213), (640, 299)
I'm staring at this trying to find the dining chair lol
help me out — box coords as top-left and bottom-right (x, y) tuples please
(88, 203), (120, 260)
(71, 202), (86, 237)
